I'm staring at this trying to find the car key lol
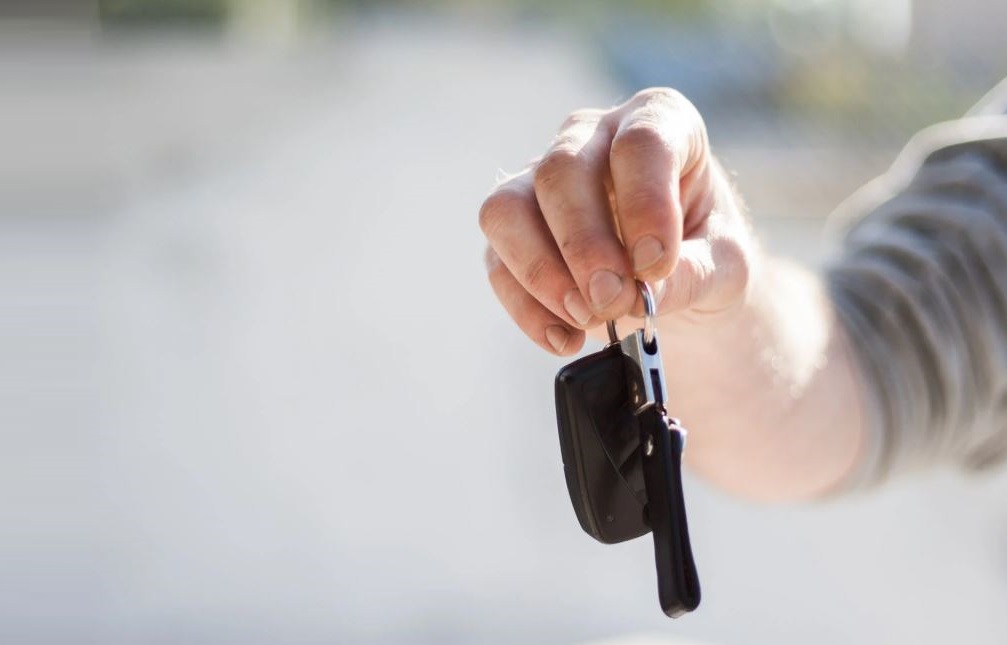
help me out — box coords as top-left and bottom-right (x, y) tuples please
(555, 342), (649, 544)
(554, 281), (700, 617)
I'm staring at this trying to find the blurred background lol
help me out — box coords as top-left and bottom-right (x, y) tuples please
(4, 1), (1007, 643)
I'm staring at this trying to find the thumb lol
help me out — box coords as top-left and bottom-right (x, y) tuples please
(655, 210), (753, 317)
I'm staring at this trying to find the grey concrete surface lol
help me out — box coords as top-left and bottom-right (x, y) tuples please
(4, 19), (1007, 645)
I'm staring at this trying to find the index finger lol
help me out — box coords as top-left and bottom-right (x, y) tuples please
(609, 88), (710, 282)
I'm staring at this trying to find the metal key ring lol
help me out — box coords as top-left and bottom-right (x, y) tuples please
(606, 280), (658, 348)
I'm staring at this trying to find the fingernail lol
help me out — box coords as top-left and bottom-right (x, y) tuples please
(588, 269), (624, 311)
(545, 325), (571, 353)
(564, 289), (593, 326)
(633, 236), (665, 272)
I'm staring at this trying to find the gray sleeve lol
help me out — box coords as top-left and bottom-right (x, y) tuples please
(825, 83), (1007, 488)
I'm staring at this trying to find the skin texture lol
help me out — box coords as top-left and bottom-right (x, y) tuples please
(480, 88), (867, 501)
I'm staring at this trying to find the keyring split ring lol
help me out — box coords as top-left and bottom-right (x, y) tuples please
(606, 280), (658, 348)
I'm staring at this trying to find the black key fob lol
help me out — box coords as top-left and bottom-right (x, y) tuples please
(554, 344), (648, 544)
(553, 281), (701, 618)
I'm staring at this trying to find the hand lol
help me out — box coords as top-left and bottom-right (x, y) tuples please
(480, 87), (756, 355)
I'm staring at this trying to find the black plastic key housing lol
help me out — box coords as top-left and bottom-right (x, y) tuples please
(554, 344), (649, 544)
(554, 340), (701, 618)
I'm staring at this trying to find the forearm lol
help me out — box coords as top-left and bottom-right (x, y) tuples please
(659, 256), (867, 501)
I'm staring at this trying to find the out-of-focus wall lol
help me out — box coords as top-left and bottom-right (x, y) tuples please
(912, 0), (1007, 65)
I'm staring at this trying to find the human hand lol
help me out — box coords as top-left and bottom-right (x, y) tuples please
(480, 88), (756, 355)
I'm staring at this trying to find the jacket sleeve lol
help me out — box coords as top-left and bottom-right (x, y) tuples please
(826, 78), (1007, 488)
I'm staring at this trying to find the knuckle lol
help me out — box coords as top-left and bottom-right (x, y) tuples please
(478, 188), (529, 238)
(612, 122), (672, 160)
(623, 87), (708, 147)
(622, 188), (674, 224)
(521, 255), (553, 293)
(560, 108), (603, 131)
(558, 228), (608, 268)
(632, 87), (691, 113)
(534, 145), (583, 189)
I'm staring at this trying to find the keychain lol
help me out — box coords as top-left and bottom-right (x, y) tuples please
(554, 281), (701, 618)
